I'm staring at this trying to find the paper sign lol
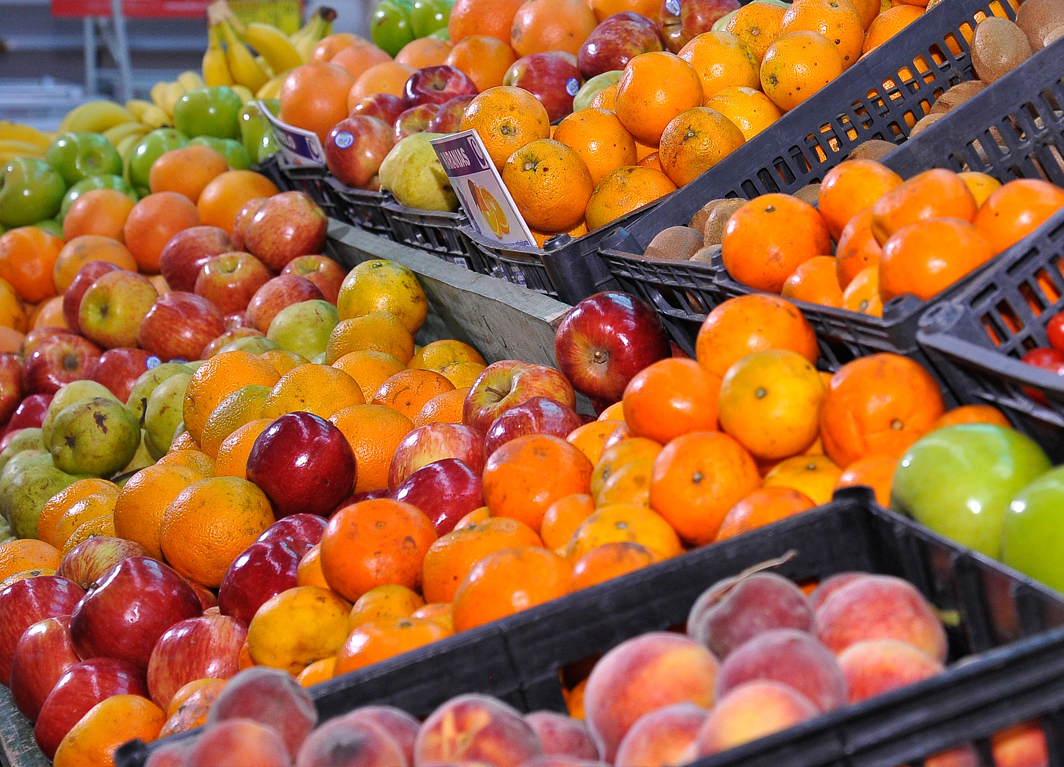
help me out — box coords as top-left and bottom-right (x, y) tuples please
(258, 101), (326, 167)
(431, 130), (536, 247)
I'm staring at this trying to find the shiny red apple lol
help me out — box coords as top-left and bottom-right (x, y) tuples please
(393, 458), (484, 536)
(324, 115), (396, 190)
(2, 393), (52, 437)
(9, 616), (81, 721)
(463, 360), (578, 434)
(0, 352), (22, 426)
(257, 513), (328, 549)
(243, 191), (328, 273)
(21, 333), (103, 395)
(504, 53), (584, 123)
(428, 95), (476, 134)
(388, 422), (487, 491)
(56, 536), (150, 590)
(218, 539), (303, 627)
(402, 65), (479, 108)
(194, 252), (273, 316)
(136, 291), (226, 362)
(0, 575), (85, 685)
(62, 261), (122, 334)
(159, 225), (233, 293)
(281, 256), (346, 305)
(394, 103), (441, 140)
(659, 0), (741, 51)
(246, 274), (325, 334)
(483, 396), (584, 457)
(578, 15), (665, 78)
(352, 93), (406, 125)
(146, 613), (247, 710)
(231, 197), (267, 253)
(90, 347), (152, 402)
(199, 327), (265, 359)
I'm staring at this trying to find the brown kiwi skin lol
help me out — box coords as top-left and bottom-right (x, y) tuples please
(848, 139), (897, 162)
(703, 198), (746, 247)
(793, 184), (821, 207)
(971, 17), (1032, 84)
(929, 80), (985, 115)
(643, 226), (704, 261)
(690, 199), (726, 232)
(910, 112), (945, 138)
(1016, 0), (1064, 51)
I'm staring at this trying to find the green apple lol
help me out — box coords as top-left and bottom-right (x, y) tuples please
(45, 131), (124, 186)
(0, 158), (67, 228)
(173, 86), (244, 141)
(1003, 465), (1064, 591)
(189, 136), (252, 170)
(410, 0), (451, 37)
(573, 71), (622, 112)
(126, 361), (192, 424)
(58, 174), (138, 221)
(892, 424), (1052, 559)
(0, 453), (90, 539)
(50, 397), (142, 477)
(0, 428), (44, 477)
(128, 129), (189, 195)
(267, 300), (339, 360)
(33, 219), (63, 238)
(42, 380), (118, 450)
(371, 0), (416, 56)
(379, 133), (459, 212)
(219, 336), (279, 356)
(144, 373), (192, 460)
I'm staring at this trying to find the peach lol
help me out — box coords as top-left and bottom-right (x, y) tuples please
(206, 666), (318, 760)
(837, 639), (944, 703)
(814, 575), (948, 661)
(687, 573), (813, 659)
(415, 693), (544, 766)
(144, 737), (197, 767)
(692, 680), (819, 758)
(614, 703), (707, 767)
(992, 721), (1049, 767)
(525, 711), (599, 761)
(808, 572), (866, 611)
(295, 716), (406, 767)
(187, 718), (290, 767)
(343, 705), (421, 765)
(584, 632), (718, 762)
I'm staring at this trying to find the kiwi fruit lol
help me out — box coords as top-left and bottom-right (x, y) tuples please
(643, 226), (704, 261)
(1016, 0), (1064, 50)
(929, 80), (986, 115)
(1044, 23), (1064, 45)
(703, 198), (747, 247)
(690, 199), (727, 232)
(794, 184), (821, 206)
(690, 244), (722, 263)
(971, 17), (1032, 84)
(910, 112), (945, 138)
(848, 139), (896, 161)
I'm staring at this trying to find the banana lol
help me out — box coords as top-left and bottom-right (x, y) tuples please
(159, 81), (186, 119)
(102, 121), (148, 145)
(124, 99), (154, 122)
(203, 26), (234, 88)
(231, 85), (255, 104)
(245, 21), (304, 73)
(139, 105), (171, 130)
(255, 74), (286, 101)
(0, 122), (52, 151)
(289, 7), (335, 62)
(221, 21), (270, 94)
(150, 81), (170, 110)
(115, 133), (142, 168)
(58, 100), (138, 134)
(177, 70), (205, 91)
(254, 55), (274, 78)
(0, 139), (44, 158)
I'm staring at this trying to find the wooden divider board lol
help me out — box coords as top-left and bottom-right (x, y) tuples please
(0, 686), (44, 767)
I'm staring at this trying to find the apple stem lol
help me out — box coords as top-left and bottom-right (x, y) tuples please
(485, 386), (508, 398)
(593, 350), (608, 364)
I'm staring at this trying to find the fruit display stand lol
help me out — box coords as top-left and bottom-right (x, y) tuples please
(117, 488), (1064, 767)
(0, 685), (43, 767)
(379, 199), (478, 270)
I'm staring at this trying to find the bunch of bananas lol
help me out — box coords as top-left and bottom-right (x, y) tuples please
(0, 122), (53, 165)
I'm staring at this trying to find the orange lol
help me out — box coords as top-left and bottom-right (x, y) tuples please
(348, 62), (417, 106)
(52, 493), (118, 551)
(933, 404), (1011, 430)
(567, 503), (683, 561)
(159, 681), (225, 738)
(460, 86), (552, 171)
(410, 339), (485, 370)
(567, 420), (624, 465)
(51, 695), (164, 767)
(779, 0), (865, 69)
(870, 168), (977, 244)
(113, 464), (204, 559)
(622, 358), (722, 444)
(198, 384), (271, 458)
(166, 679), (224, 720)
(160, 476), (276, 587)
(591, 437), (662, 499)
(879, 218), (994, 302)
(320, 498), (437, 602)
(834, 453), (896, 506)
(678, 31), (760, 100)
(330, 405), (414, 492)
(452, 546), (572, 632)
(510, 0), (598, 57)
(0, 326), (23, 352)
(862, 5), (923, 54)
(570, 541), (659, 590)
(818, 160), (904, 239)
(598, 402), (626, 421)
(62, 189), (135, 242)
(296, 657), (336, 688)
(835, 208), (883, 288)
(721, 193), (832, 293)
(349, 583), (425, 630)
(296, 543), (329, 589)
(182, 349), (280, 443)
(503, 139), (595, 233)
(591, 84), (617, 110)
(483, 434), (594, 530)
(422, 517), (543, 603)
(372, 368), (455, 421)
(760, 32), (844, 111)
(214, 418), (272, 479)
(973, 179), (1064, 254)
(36, 478), (118, 547)
(718, 349), (826, 460)
(445, 35), (518, 91)
(0, 277), (27, 332)
(331, 42), (393, 80)
(449, 0), (527, 43)
(454, 507), (491, 528)
(312, 32), (368, 62)
(762, 453), (842, 504)
(337, 259), (428, 334)
(411, 602), (454, 632)
(196, 170), (280, 234)
(841, 265), (883, 315)
(958, 171), (1002, 207)
(333, 350), (407, 402)
(553, 108), (638, 187)
(589, 0), (659, 20)
(595, 458), (654, 508)
(820, 353), (946, 467)
(0, 227), (64, 303)
(614, 51), (704, 147)
(335, 616), (450, 674)
(0, 540), (62, 582)
(395, 36), (453, 67)
(327, 312), (416, 365)
(156, 449), (215, 477)
(540, 494), (596, 550)
(637, 152), (663, 172)
(29, 297), (66, 331)
(782, 255), (844, 307)
(726, 2), (787, 60)
(148, 145), (229, 204)
(123, 192), (201, 273)
(280, 62), (356, 144)
(659, 106), (746, 187)
(705, 86), (782, 140)
(715, 487), (816, 541)
(52, 235), (137, 293)
(262, 363), (366, 420)
(439, 361), (486, 388)
(585, 165), (677, 230)
(62, 515), (117, 556)
(413, 387), (470, 426)
(246, 586), (351, 674)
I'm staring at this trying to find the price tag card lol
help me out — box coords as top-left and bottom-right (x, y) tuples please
(258, 101), (326, 167)
(431, 130), (536, 246)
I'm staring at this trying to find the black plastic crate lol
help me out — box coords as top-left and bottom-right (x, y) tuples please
(324, 178), (398, 241)
(274, 158), (338, 219)
(117, 489), (1064, 767)
(380, 200), (484, 271)
(251, 153), (286, 192)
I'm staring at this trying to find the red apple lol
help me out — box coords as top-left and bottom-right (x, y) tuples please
(90, 347), (153, 402)
(352, 93), (406, 125)
(9, 616), (80, 721)
(578, 16), (666, 78)
(247, 411), (356, 518)
(393, 458), (484, 536)
(232, 197), (268, 253)
(402, 64), (479, 108)
(34, 657), (147, 758)
(463, 360), (578, 434)
(324, 115), (396, 190)
(483, 396), (584, 457)
(2, 393), (52, 437)
(0, 575), (85, 685)
(159, 226), (233, 293)
(21, 333), (103, 395)
(243, 191), (329, 273)
(200, 327), (265, 359)
(147, 613), (247, 710)
(659, 0), (741, 52)
(137, 291), (226, 362)
(554, 291), (671, 404)
(78, 270), (159, 349)
(19, 327), (74, 359)
(218, 540), (303, 627)
(281, 256), (346, 305)
(69, 556), (203, 669)
(187, 579), (218, 610)
(195, 252), (273, 316)
(388, 422), (487, 491)
(394, 103), (441, 140)
(428, 95), (477, 134)
(56, 536), (150, 590)
(0, 352), (23, 426)
(62, 261), (122, 334)
(1021, 347), (1064, 405)
(225, 312), (253, 329)
(246, 275), (324, 334)
(257, 513), (328, 549)
(504, 53), (584, 123)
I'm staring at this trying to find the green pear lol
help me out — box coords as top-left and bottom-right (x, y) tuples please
(120, 430), (155, 474)
(0, 515), (13, 544)
(220, 336), (279, 356)
(379, 133), (459, 213)
(144, 373), (192, 460)
(185, 360), (207, 373)
(42, 380), (118, 449)
(50, 397), (141, 477)
(267, 300), (339, 360)
(1, 454), (91, 539)
(573, 71), (622, 112)
(126, 362), (192, 424)
(0, 428), (44, 475)
(0, 449), (45, 521)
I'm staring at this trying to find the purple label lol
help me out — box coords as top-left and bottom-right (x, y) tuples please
(665, 0), (680, 14)
(432, 133), (493, 176)
(334, 131), (354, 149)
(566, 78), (581, 96)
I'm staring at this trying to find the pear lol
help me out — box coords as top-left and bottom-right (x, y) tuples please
(42, 380), (118, 450)
(126, 362), (192, 424)
(0, 449), (45, 521)
(380, 133), (459, 213)
(573, 71), (622, 112)
(0, 453), (91, 539)
(50, 397), (141, 477)
(0, 428), (45, 476)
(121, 430), (155, 474)
(219, 336), (279, 356)
(267, 300), (339, 359)
(144, 373), (192, 460)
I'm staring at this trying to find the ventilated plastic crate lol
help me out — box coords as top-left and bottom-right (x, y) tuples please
(380, 200), (483, 270)
(273, 158), (337, 218)
(324, 178), (398, 241)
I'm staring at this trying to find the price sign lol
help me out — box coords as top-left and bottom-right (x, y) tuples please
(258, 101), (325, 167)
